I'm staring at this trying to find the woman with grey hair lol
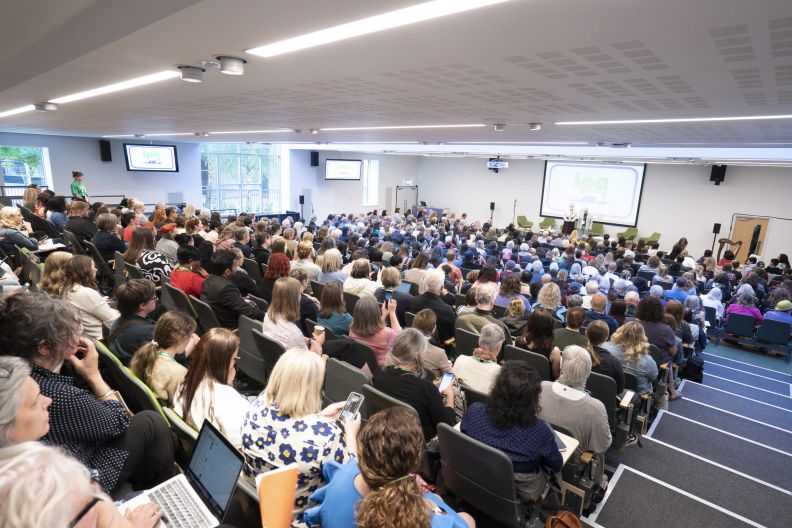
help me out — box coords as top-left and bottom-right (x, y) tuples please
(0, 442), (162, 528)
(0, 293), (176, 493)
(537, 345), (612, 485)
(725, 287), (762, 325)
(372, 328), (456, 441)
(0, 356), (52, 447)
(451, 323), (505, 394)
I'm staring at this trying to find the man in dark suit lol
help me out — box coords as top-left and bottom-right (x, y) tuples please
(201, 250), (264, 328)
(409, 269), (456, 343)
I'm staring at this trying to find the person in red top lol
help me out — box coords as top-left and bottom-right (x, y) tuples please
(169, 245), (207, 297)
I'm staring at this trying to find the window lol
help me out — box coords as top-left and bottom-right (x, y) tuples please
(0, 145), (52, 196)
(362, 159), (379, 206)
(200, 143), (280, 214)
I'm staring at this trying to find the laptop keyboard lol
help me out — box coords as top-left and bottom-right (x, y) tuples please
(149, 479), (216, 528)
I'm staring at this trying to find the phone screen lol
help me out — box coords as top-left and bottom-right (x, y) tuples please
(340, 392), (364, 422)
(438, 372), (455, 392)
(384, 291), (393, 301)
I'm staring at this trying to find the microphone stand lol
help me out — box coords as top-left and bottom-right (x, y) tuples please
(512, 199), (517, 225)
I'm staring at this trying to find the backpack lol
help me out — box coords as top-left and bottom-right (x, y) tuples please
(546, 510), (582, 528)
(681, 356), (704, 383)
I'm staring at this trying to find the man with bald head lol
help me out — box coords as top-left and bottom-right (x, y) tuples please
(584, 293), (619, 334)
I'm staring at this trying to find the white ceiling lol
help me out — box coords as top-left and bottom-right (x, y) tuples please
(1, 0), (792, 156)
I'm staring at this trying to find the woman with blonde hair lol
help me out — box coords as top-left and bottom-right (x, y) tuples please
(263, 276), (324, 353)
(303, 407), (473, 528)
(500, 295), (529, 336)
(242, 348), (361, 517)
(173, 328), (250, 448)
(0, 206), (38, 253)
(130, 311), (198, 405)
(534, 282), (567, 324)
(22, 187), (38, 211)
(602, 321), (658, 394)
(318, 248), (348, 284)
(39, 251), (73, 296)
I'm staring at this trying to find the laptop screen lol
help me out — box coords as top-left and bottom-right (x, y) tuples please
(187, 421), (245, 518)
(395, 282), (411, 293)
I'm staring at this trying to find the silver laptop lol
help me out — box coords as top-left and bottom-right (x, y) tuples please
(122, 420), (244, 528)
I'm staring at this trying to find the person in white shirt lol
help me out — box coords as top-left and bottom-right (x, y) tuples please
(173, 327), (252, 449)
(580, 280), (599, 310)
(451, 323), (505, 394)
(59, 255), (119, 340)
(343, 259), (380, 297)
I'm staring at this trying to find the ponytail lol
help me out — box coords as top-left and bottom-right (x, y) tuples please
(130, 341), (159, 385)
(356, 478), (430, 528)
(129, 311), (196, 385)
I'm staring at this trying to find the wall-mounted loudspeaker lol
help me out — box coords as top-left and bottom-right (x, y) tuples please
(712, 223), (721, 234)
(299, 195), (305, 205)
(310, 151), (319, 167)
(710, 164), (727, 185)
(99, 139), (112, 162)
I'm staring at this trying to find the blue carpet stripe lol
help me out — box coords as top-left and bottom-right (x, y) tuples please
(702, 352), (792, 381)
(702, 374), (792, 409)
(680, 382), (792, 429)
(703, 362), (791, 395)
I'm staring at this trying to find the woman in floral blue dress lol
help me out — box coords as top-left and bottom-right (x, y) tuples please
(241, 347), (361, 520)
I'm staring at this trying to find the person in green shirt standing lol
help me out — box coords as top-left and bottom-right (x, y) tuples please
(70, 170), (89, 202)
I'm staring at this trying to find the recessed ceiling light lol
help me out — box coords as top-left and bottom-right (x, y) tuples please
(310, 129), (319, 135)
(528, 122), (542, 131)
(246, 0), (512, 58)
(101, 134), (136, 138)
(493, 123), (506, 132)
(34, 102), (59, 112)
(216, 56), (247, 75)
(320, 124), (486, 131)
(178, 66), (205, 83)
(141, 132), (195, 137)
(449, 141), (589, 145)
(210, 129), (292, 135)
(50, 70), (180, 104)
(194, 132), (210, 137)
(0, 105), (36, 118)
(556, 114), (792, 125)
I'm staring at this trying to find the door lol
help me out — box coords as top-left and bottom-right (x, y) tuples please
(729, 216), (770, 262)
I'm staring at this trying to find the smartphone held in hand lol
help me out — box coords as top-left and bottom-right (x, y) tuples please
(438, 372), (455, 392)
(339, 392), (364, 422)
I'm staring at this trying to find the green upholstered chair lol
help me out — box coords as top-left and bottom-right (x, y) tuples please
(616, 227), (638, 240)
(539, 217), (556, 230)
(638, 232), (661, 244)
(516, 215), (533, 229)
(589, 222), (605, 236)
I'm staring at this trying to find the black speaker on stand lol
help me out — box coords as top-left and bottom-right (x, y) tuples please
(299, 195), (305, 221)
(711, 222), (721, 253)
(489, 201), (495, 222)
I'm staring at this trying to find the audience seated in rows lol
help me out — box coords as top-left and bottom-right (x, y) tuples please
(451, 323), (506, 394)
(201, 250), (264, 328)
(349, 295), (401, 364)
(123, 227), (172, 286)
(317, 282), (353, 335)
(107, 279), (157, 364)
(169, 245), (206, 297)
(262, 277), (324, 354)
(60, 255), (120, 340)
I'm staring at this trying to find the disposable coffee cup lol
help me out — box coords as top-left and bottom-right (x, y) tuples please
(313, 325), (325, 337)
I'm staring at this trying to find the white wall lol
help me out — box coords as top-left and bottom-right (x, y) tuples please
(0, 132), (202, 207)
(288, 150), (419, 220)
(415, 157), (792, 259)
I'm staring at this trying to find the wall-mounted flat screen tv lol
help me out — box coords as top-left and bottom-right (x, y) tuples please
(325, 159), (361, 180)
(124, 144), (179, 172)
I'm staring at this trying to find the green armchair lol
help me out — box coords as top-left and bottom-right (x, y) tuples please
(516, 215), (533, 229)
(539, 217), (556, 230)
(589, 222), (605, 236)
(616, 227), (638, 240)
(638, 232), (661, 244)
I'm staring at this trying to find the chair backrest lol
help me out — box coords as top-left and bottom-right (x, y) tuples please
(624, 372), (639, 392)
(343, 291), (360, 314)
(455, 327), (479, 356)
(324, 358), (371, 404)
(113, 251), (126, 296)
(62, 230), (86, 255)
(238, 315), (269, 387)
(95, 340), (168, 422)
(361, 383), (417, 420)
(251, 329), (287, 380)
(305, 318), (338, 340)
(437, 423), (521, 527)
(585, 371), (618, 429)
(703, 306), (717, 326)
(159, 279), (179, 312)
(83, 241), (114, 277)
(25, 259), (41, 292)
(123, 261), (144, 280)
(247, 294), (269, 313)
(403, 280), (420, 296)
(405, 311), (416, 328)
(242, 258), (264, 282)
(460, 382), (488, 407)
(492, 303), (506, 318)
(190, 296), (223, 333)
(637, 270), (655, 281)
(163, 407), (198, 463)
(19, 206), (61, 238)
(455, 293), (466, 307)
(502, 345), (552, 381)
(310, 280), (325, 300)
(164, 283), (198, 319)
(724, 312), (756, 338)
(755, 319), (792, 346)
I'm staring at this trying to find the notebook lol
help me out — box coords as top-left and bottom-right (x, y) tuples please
(121, 420), (244, 528)
(256, 464), (298, 528)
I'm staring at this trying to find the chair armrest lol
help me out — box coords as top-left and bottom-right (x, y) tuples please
(443, 337), (456, 346)
(579, 451), (594, 464)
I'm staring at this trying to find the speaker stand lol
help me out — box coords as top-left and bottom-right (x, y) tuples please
(711, 232), (718, 254)
(300, 204), (304, 222)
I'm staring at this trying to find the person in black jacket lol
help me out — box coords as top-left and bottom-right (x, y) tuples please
(200, 250), (264, 328)
(409, 269), (456, 344)
(586, 320), (625, 394)
(90, 213), (126, 262)
(372, 328), (456, 442)
(63, 200), (97, 243)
